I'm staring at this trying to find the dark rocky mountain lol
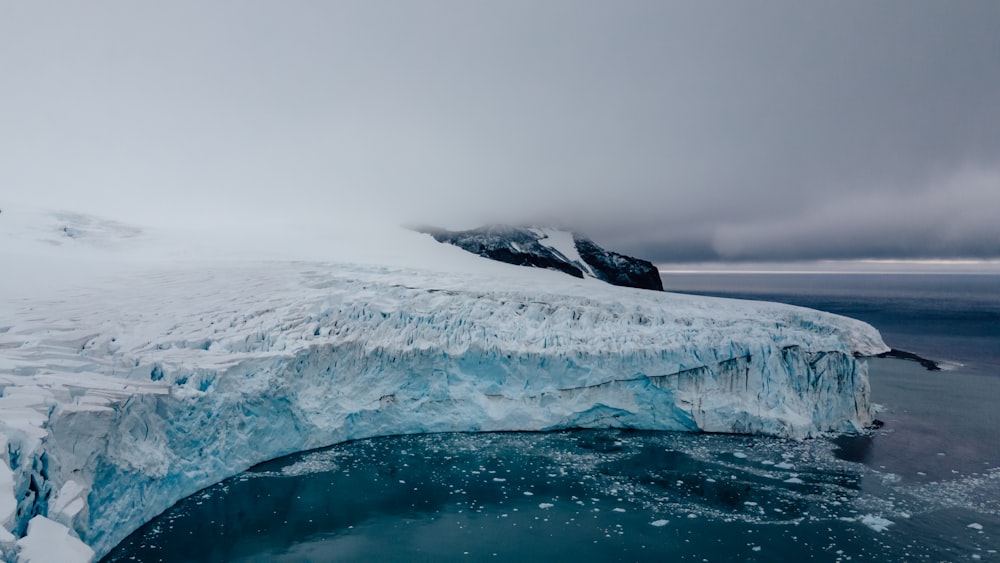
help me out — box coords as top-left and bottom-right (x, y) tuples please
(419, 225), (663, 291)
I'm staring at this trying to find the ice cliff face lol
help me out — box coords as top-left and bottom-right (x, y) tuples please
(420, 225), (664, 291)
(0, 209), (887, 561)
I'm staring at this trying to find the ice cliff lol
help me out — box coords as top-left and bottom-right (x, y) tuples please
(0, 209), (888, 561)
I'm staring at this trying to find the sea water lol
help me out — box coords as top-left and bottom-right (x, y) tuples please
(664, 273), (1000, 375)
(104, 274), (1000, 562)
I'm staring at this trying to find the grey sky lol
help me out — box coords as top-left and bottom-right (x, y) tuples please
(3, 1), (999, 263)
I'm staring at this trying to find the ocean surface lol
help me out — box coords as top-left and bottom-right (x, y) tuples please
(104, 274), (1000, 562)
(664, 273), (1000, 377)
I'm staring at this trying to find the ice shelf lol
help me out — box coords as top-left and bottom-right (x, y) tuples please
(0, 209), (887, 561)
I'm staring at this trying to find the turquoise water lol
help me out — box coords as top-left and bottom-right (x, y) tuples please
(104, 274), (1000, 562)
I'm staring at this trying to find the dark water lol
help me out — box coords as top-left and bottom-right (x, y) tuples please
(664, 273), (1000, 376)
(105, 274), (1000, 562)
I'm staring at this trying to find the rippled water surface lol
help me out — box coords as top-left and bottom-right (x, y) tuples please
(104, 430), (999, 562)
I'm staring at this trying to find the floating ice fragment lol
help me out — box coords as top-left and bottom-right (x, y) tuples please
(613, 508), (626, 513)
(859, 514), (893, 532)
(968, 523), (983, 531)
(539, 503), (554, 509)
(650, 519), (669, 527)
(733, 452), (747, 459)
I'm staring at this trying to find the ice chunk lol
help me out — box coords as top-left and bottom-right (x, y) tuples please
(51, 481), (87, 519)
(15, 517), (94, 563)
(859, 514), (893, 532)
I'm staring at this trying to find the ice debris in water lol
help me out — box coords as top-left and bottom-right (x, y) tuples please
(859, 514), (894, 532)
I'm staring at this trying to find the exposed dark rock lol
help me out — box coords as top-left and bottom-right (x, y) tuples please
(875, 348), (941, 371)
(418, 225), (663, 291)
(573, 235), (663, 291)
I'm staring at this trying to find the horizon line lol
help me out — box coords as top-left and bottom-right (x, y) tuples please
(657, 258), (1000, 275)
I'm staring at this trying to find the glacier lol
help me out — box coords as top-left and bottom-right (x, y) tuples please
(0, 208), (888, 561)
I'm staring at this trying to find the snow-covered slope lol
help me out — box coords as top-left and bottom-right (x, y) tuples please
(0, 206), (887, 561)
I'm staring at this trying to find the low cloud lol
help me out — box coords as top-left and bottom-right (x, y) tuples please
(708, 165), (1000, 262)
(2, 2), (999, 264)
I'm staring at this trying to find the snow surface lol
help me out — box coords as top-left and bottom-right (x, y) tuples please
(14, 517), (94, 563)
(531, 228), (597, 277)
(0, 205), (888, 560)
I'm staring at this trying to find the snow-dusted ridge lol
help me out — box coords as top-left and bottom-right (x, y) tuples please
(0, 207), (887, 561)
(419, 224), (665, 290)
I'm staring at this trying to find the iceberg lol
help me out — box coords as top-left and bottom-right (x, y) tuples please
(0, 208), (887, 561)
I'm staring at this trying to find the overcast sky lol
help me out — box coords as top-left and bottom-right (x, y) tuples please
(3, 1), (999, 263)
